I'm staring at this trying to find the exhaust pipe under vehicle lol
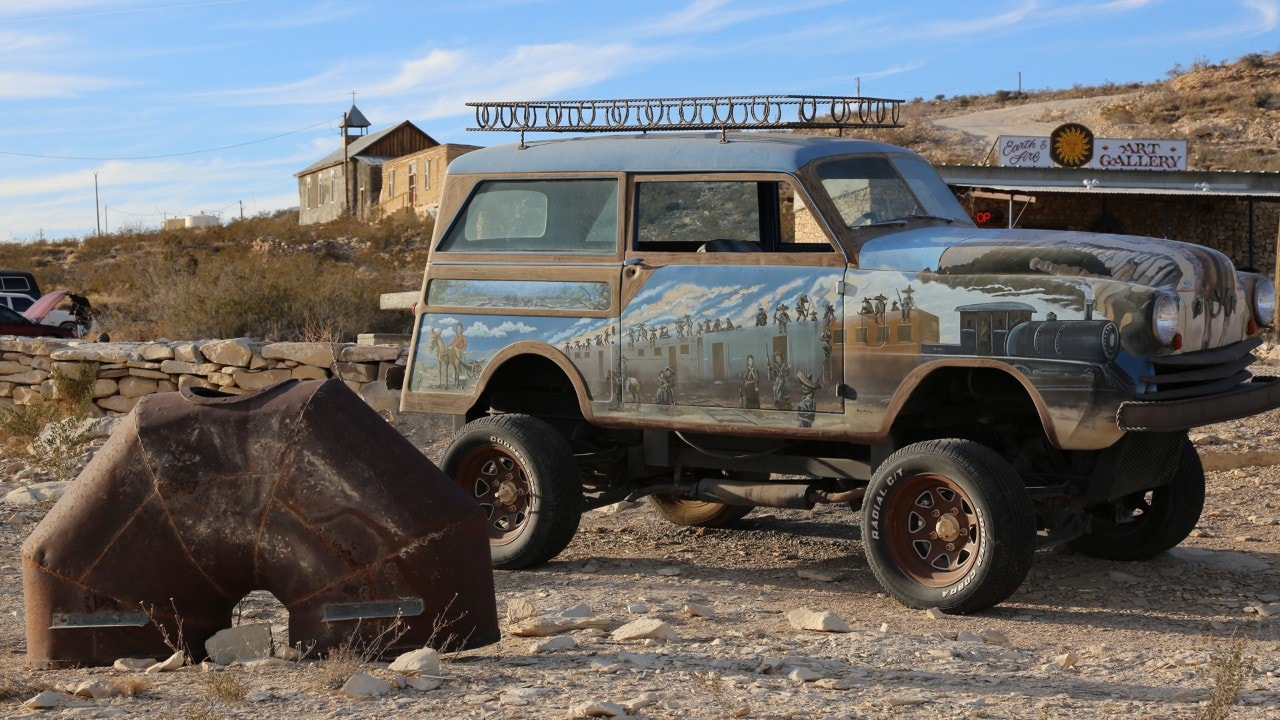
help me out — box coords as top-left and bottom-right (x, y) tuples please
(684, 478), (864, 509)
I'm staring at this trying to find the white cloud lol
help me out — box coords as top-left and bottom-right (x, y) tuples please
(914, 1), (1039, 40)
(0, 71), (126, 99)
(465, 319), (538, 338)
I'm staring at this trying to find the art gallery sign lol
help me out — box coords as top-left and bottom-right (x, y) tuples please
(995, 123), (1187, 171)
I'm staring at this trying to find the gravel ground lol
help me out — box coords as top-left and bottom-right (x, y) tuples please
(1, 406), (1279, 720)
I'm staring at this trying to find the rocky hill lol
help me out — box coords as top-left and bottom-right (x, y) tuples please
(870, 50), (1280, 171)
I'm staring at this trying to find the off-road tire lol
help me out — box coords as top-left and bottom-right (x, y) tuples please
(862, 439), (1035, 614)
(1069, 435), (1205, 561)
(647, 496), (753, 527)
(646, 470), (766, 527)
(440, 414), (583, 569)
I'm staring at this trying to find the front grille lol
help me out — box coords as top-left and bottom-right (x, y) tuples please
(1137, 337), (1261, 401)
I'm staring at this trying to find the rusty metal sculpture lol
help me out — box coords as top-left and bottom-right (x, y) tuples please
(23, 379), (499, 668)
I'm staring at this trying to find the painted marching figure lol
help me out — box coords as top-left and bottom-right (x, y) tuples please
(739, 354), (760, 409)
(768, 352), (791, 410)
(774, 303), (791, 334)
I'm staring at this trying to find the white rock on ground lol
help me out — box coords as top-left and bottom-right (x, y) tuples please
(611, 617), (676, 641)
(204, 623), (273, 665)
(341, 671), (391, 698)
(388, 647), (441, 676)
(785, 608), (850, 633)
(145, 651), (186, 673)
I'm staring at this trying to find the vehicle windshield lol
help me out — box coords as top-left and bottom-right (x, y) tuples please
(815, 155), (971, 229)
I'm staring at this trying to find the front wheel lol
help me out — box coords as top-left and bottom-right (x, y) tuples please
(439, 414), (583, 569)
(1069, 435), (1204, 560)
(862, 439), (1035, 614)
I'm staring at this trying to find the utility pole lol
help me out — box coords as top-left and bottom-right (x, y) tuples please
(94, 173), (101, 236)
(1018, 71), (1022, 94)
(856, 77), (861, 96)
(240, 200), (244, 220)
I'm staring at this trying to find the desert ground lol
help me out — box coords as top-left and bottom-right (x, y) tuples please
(1, 400), (1279, 720)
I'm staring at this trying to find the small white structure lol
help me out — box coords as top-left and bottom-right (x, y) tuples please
(184, 213), (220, 229)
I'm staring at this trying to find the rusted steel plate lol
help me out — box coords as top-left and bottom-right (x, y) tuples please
(23, 379), (499, 668)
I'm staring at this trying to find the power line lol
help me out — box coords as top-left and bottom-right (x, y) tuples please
(0, 119), (332, 161)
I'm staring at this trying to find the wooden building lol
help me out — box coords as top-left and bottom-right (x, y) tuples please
(376, 144), (482, 220)
(295, 103), (439, 225)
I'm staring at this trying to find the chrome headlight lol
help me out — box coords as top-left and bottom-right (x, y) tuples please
(1252, 277), (1276, 327)
(1151, 292), (1179, 345)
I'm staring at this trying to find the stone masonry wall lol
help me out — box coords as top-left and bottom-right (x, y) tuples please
(0, 336), (406, 417)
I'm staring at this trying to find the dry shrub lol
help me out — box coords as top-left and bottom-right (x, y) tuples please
(320, 615), (411, 690)
(0, 670), (52, 700)
(203, 671), (248, 702)
(1197, 636), (1252, 720)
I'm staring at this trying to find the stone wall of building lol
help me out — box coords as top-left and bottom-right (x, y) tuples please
(0, 337), (406, 417)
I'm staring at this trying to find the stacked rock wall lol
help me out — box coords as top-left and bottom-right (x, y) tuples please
(0, 337), (406, 416)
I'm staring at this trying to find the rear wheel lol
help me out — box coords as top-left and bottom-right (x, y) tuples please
(1069, 435), (1204, 560)
(647, 496), (752, 527)
(646, 470), (761, 527)
(440, 414), (583, 569)
(862, 439), (1035, 614)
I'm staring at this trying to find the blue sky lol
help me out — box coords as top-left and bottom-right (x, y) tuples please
(1, 0), (1276, 242)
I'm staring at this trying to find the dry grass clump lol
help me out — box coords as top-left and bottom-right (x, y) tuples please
(202, 671), (249, 702)
(0, 669), (52, 700)
(319, 615), (412, 690)
(1196, 636), (1252, 720)
(0, 362), (99, 478)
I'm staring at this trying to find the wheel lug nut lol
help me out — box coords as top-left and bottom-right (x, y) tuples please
(945, 543), (955, 551)
(931, 510), (940, 518)
(929, 532), (937, 539)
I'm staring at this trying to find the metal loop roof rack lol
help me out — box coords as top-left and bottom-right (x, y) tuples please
(467, 94), (902, 145)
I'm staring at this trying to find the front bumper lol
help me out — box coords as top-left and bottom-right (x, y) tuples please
(1117, 375), (1280, 431)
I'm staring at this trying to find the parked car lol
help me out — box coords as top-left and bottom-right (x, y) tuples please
(0, 305), (74, 338)
(0, 271), (41, 300)
(398, 95), (1280, 614)
(0, 292), (81, 334)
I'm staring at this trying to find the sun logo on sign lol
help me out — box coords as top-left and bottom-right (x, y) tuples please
(1050, 123), (1093, 167)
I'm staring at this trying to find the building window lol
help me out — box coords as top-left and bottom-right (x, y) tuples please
(387, 169), (395, 200)
(424, 159), (431, 190)
(409, 161), (417, 206)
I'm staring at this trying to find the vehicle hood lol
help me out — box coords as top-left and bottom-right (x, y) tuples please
(22, 291), (68, 323)
(857, 226), (1236, 297)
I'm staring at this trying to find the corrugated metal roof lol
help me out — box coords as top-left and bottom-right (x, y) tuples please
(938, 165), (1280, 200)
(951, 182), (1280, 198)
(296, 121), (429, 176)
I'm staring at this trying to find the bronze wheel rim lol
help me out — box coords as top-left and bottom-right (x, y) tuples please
(883, 473), (979, 587)
(456, 445), (531, 546)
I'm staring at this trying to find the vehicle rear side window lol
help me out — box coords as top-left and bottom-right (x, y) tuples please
(634, 179), (833, 253)
(437, 179), (618, 254)
(2, 277), (32, 293)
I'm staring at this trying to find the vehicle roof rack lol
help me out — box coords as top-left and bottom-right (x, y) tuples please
(467, 94), (903, 145)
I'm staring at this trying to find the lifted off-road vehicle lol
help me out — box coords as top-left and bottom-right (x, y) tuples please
(400, 95), (1280, 613)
